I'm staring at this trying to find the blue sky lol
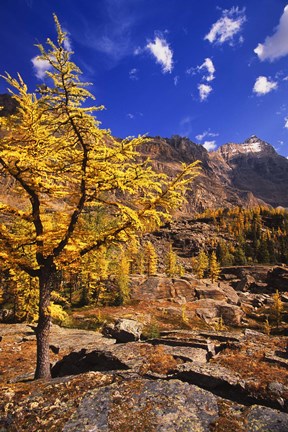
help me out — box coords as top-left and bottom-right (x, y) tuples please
(1, 1), (288, 156)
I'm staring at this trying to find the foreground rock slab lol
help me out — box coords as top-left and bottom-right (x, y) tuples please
(63, 377), (288, 432)
(63, 379), (219, 431)
(246, 405), (288, 432)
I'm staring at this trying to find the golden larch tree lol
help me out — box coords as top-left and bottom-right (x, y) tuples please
(191, 249), (209, 279)
(144, 241), (158, 276)
(0, 16), (200, 379)
(209, 251), (221, 283)
(166, 243), (179, 277)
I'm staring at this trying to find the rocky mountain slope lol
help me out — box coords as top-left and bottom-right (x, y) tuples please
(1, 93), (288, 212)
(211, 136), (288, 208)
(143, 134), (288, 213)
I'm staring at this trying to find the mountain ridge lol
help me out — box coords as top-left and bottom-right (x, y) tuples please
(0, 93), (287, 211)
(143, 134), (288, 212)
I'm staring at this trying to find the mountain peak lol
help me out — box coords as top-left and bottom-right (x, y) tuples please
(216, 136), (277, 159)
(244, 134), (261, 143)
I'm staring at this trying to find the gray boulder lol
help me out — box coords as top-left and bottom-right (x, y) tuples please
(195, 282), (239, 305)
(194, 299), (243, 326)
(102, 318), (143, 343)
(63, 379), (219, 431)
(246, 405), (288, 431)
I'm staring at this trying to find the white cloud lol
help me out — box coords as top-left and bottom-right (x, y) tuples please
(187, 58), (215, 99)
(134, 46), (143, 55)
(129, 68), (139, 80)
(186, 66), (196, 76)
(195, 132), (206, 141)
(198, 83), (212, 101)
(174, 75), (179, 86)
(196, 130), (219, 141)
(188, 58), (216, 81)
(146, 35), (173, 73)
(63, 31), (72, 51)
(205, 6), (246, 45)
(93, 35), (130, 59)
(198, 58), (215, 81)
(77, 0), (137, 63)
(127, 112), (143, 120)
(254, 5), (288, 61)
(179, 116), (194, 136)
(31, 56), (53, 79)
(284, 117), (288, 128)
(202, 140), (217, 151)
(253, 76), (278, 95)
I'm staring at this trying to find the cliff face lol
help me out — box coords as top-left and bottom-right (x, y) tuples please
(143, 134), (288, 213)
(142, 135), (282, 214)
(211, 135), (288, 208)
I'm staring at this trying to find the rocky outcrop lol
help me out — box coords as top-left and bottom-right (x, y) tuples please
(63, 379), (219, 432)
(245, 405), (288, 431)
(267, 267), (288, 292)
(195, 282), (239, 304)
(129, 275), (196, 301)
(63, 376), (288, 431)
(194, 299), (243, 326)
(102, 318), (143, 343)
(2, 322), (288, 431)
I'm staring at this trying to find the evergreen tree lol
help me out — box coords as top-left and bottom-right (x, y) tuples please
(234, 247), (247, 265)
(257, 239), (270, 263)
(216, 241), (233, 267)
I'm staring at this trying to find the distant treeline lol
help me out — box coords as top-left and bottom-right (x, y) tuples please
(195, 206), (288, 266)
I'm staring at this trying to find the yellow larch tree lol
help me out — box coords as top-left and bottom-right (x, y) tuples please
(166, 243), (179, 277)
(209, 251), (221, 283)
(191, 249), (209, 279)
(0, 16), (200, 379)
(144, 241), (158, 276)
(116, 250), (131, 304)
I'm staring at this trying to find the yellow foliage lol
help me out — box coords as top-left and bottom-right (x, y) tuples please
(0, 15), (200, 377)
(166, 244), (179, 277)
(209, 251), (221, 283)
(191, 250), (208, 279)
(49, 302), (68, 324)
(116, 251), (131, 304)
(272, 290), (283, 329)
(144, 241), (158, 276)
(264, 317), (271, 336)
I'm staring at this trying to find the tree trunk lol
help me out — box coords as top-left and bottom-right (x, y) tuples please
(34, 264), (56, 380)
